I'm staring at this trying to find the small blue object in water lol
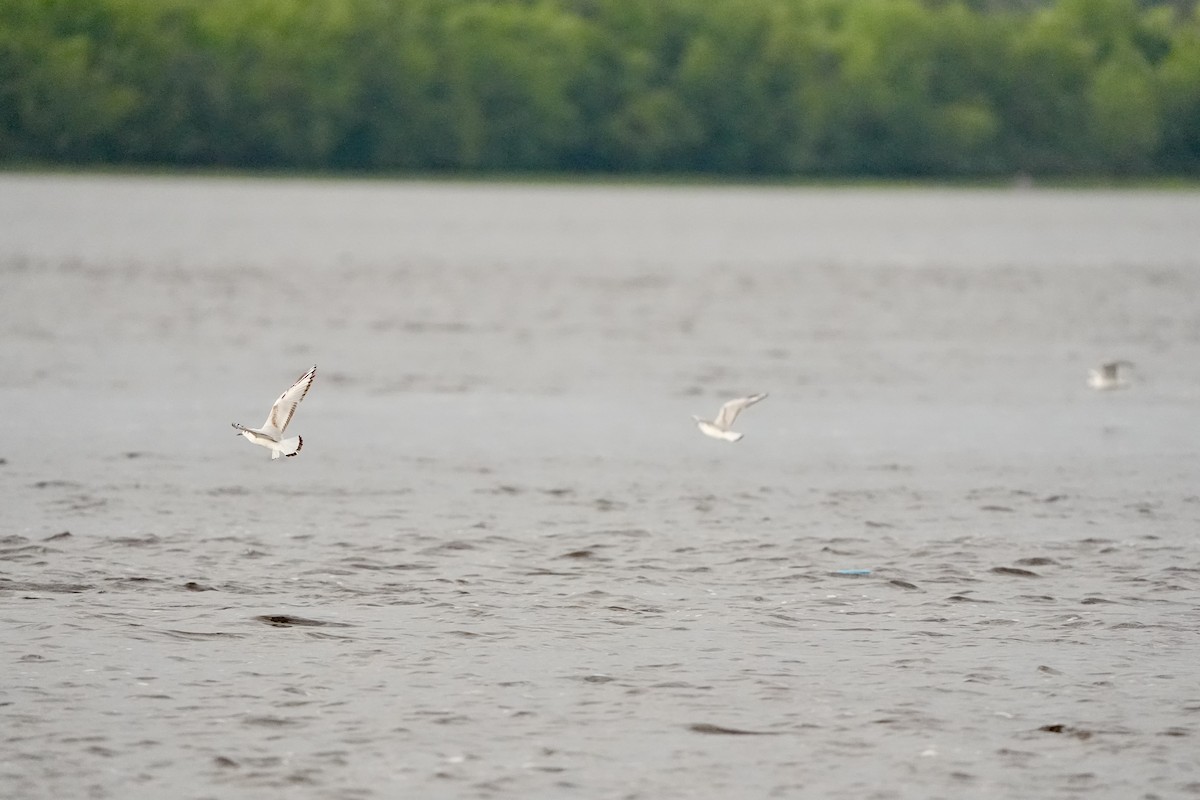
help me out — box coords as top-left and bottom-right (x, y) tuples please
(834, 569), (872, 575)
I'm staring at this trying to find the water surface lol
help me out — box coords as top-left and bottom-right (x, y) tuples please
(2, 175), (1199, 799)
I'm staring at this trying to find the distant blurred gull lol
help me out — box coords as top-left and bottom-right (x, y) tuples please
(233, 365), (316, 459)
(1087, 361), (1133, 391)
(692, 393), (767, 442)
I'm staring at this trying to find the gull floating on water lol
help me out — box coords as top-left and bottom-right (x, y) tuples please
(1087, 361), (1133, 391)
(692, 393), (767, 442)
(233, 365), (316, 459)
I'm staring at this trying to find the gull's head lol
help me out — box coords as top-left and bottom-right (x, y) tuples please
(691, 415), (703, 423)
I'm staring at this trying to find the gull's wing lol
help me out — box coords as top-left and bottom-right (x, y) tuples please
(261, 365), (316, 435)
(714, 393), (767, 430)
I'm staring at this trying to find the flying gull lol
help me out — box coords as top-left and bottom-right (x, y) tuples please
(233, 365), (316, 459)
(692, 393), (767, 442)
(1087, 361), (1132, 391)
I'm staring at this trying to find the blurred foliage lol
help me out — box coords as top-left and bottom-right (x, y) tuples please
(0, 0), (1197, 175)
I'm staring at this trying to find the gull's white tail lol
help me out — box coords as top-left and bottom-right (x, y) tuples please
(277, 436), (302, 458)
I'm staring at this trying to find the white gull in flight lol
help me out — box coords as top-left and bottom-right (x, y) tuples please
(692, 393), (767, 442)
(1087, 361), (1132, 391)
(233, 365), (316, 459)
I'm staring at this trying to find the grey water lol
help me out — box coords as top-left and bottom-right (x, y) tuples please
(2, 174), (1200, 799)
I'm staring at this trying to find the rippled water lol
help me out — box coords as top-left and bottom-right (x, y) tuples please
(2, 175), (1200, 799)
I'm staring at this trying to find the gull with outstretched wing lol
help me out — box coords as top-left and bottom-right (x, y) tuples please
(692, 393), (767, 442)
(233, 365), (316, 459)
(1087, 360), (1133, 390)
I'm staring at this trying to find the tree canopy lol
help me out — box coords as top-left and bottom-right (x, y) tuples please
(1, 0), (1197, 176)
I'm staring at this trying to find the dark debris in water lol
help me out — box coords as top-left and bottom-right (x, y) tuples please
(888, 579), (920, 590)
(243, 716), (301, 728)
(688, 723), (779, 736)
(579, 675), (615, 683)
(991, 566), (1040, 577)
(254, 615), (351, 628)
(111, 535), (161, 547)
(184, 582), (214, 592)
(560, 549), (595, 559)
(606, 605), (665, 615)
(43, 531), (72, 541)
(1038, 724), (1093, 740)
(421, 540), (475, 554)
(947, 594), (996, 603)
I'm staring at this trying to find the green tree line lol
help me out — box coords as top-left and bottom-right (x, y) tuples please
(1, 0), (1198, 176)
